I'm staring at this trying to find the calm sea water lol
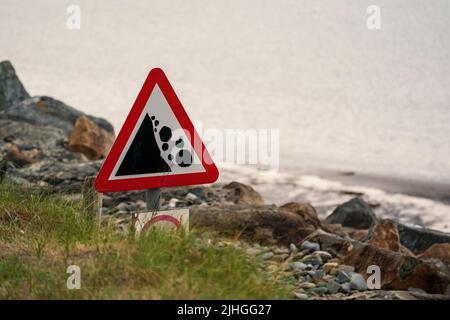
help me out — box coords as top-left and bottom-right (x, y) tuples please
(2, 0), (450, 182)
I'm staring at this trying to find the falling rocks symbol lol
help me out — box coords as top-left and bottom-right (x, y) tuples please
(116, 114), (170, 175)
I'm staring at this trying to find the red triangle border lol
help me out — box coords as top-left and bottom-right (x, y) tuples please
(94, 68), (219, 193)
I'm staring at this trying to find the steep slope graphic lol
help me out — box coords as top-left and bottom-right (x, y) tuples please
(116, 114), (171, 176)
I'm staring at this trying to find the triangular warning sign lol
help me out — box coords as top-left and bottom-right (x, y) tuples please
(95, 68), (219, 193)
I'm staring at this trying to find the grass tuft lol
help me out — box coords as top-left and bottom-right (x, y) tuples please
(0, 180), (293, 299)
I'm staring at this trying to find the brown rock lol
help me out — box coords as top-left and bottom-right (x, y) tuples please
(280, 202), (321, 229)
(223, 181), (264, 205)
(419, 243), (450, 266)
(351, 229), (369, 242)
(68, 116), (114, 160)
(190, 204), (319, 246)
(307, 230), (450, 294)
(367, 219), (401, 252)
(323, 262), (339, 273)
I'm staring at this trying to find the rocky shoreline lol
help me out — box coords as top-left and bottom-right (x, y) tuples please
(1, 60), (450, 300)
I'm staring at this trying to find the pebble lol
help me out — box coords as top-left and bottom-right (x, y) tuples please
(135, 200), (146, 209)
(314, 251), (332, 261)
(312, 270), (325, 282)
(323, 262), (339, 273)
(327, 281), (341, 294)
(293, 292), (309, 300)
(116, 202), (129, 212)
(175, 200), (188, 208)
(185, 193), (198, 201)
(273, 247), (289, 255)
(168, 198), (179, 208)
(322, 275), (335, 282)
(289, 243), (298, 254)
(341, 282), (352, 293)
(311, 287), (328, 295)
(336, 271), (351, 284)
(261, 252), (274, 260)
(299, 282), (316, 289)
(329, 268), (339, 276)
(301, 241), (320, 252)
(349, 273), (368, 291)
(127, 202), (138, 212)
(338, 265), (355, 274)
(292, 261), (308, 271)
(301, 254), (323, 266)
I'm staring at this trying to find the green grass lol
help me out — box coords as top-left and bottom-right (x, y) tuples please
(0, 181), (293, 299)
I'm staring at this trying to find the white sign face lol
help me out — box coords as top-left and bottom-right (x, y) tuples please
(133, 208), (189, 235)
(110, 85), (205, 181)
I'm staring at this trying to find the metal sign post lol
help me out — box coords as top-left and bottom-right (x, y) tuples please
(145, 188), (161, 211)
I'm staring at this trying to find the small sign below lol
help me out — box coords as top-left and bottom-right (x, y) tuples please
(133, 209), (189, 235)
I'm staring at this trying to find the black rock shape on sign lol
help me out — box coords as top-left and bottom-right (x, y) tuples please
(116, 114), (171, 176)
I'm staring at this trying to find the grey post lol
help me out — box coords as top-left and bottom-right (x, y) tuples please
(145, 188), (161, 211)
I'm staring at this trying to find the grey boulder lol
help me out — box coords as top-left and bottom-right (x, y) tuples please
(0, 60), (30, 109)
(0, 96), (113, 136)
(325, 197), (378, 229)
(396, 222), (450, 254)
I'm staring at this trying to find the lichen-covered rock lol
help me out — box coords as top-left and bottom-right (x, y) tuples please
(2, 143), (38, 167)
(0, 60), (30, 109)
(69, 116), (114, 160)
(8, 160), (102, 192)
(0, 96), (114, 136)
(325, 197), (378, 229)
(0, 119), (85, 163)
